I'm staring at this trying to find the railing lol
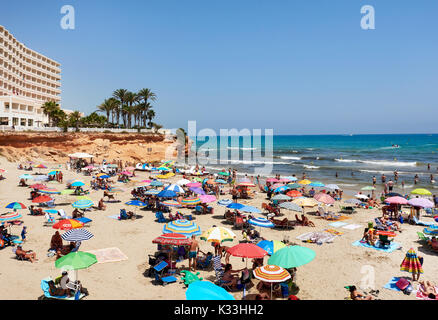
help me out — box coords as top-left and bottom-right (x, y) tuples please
(0, 126), (172, 135)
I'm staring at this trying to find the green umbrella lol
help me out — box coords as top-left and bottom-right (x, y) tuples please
(218, 172), (230, 176)
(268, 245), (315, 269)
(286, 183), (301, 190)
(411, 188), (432, 196)
(361, 186), (376, 191)
(55, 251), (97, 271)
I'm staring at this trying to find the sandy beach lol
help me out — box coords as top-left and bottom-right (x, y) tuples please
(1, 156), (437, 301)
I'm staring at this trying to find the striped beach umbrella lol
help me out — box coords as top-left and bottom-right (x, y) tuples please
(253, 265), (291, 282)
(181, 197), (201, 206)
(240, 205), (262, 214)
(272, 194), (291, 201)
(292, 198), (319, 207)
(279, 202), (303, 213)
(61, 228), (94, 242)
(248, 217), (274, 228)
(163, 219), (201, 236)
(72, 199), (94, 209)
(165, 184), (185, 193)
(145, 189), (160, 195)
(161, 200), (182, 207)
(34, 164), (47, 169)
(256, 240), (286, 256)
(53, 219), (84, 230)
(32, 195), (53, 203)
(0, 212), (23, 223)
(39, 188), (60, 195)
(314, 193), (335, 205)
(152, 233), (192, 246)
(201, 227), (236, 243)
(217, 199), (233, 206)
(5, 202), (27, 210)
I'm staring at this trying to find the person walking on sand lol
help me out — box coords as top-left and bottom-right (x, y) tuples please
(188, 235), (199, 271)
(401, 248), (423, 282)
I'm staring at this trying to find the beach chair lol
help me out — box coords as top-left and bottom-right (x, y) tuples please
(374, 218), (387, 231)
(155, 211), (167, 223)
(417, 232), (431, 243)
(413, 216), (435, 227)
(44, 213), (56, 226)
(196, 254), (213, 270)
(58, 209), (70, 220)
(153, 261), (177, 286)
(40, 277), (85, 300)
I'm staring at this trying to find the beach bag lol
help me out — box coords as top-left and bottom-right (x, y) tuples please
(399, 215), (404, 224)
(403, 284), (413, 295)
(395, 278), (410, 291)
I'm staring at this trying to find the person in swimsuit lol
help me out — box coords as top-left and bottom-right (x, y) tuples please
(349, 286), (373, 300)
(188, 235), (199, 271)
(419, 281), (437, 299)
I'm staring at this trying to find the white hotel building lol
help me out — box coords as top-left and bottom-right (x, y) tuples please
(0, 25), (62, 128)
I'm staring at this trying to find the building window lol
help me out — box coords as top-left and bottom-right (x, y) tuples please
(0, 117), (8, 125)
(20, 118), (26, 126)
(12, 117), (18, 126)
(28, 119), (33, 127)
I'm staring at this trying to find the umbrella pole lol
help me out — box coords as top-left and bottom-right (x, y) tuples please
(270, 283), (273, 300)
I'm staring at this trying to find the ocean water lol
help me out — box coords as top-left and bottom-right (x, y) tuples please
(189, 134), (438, 192)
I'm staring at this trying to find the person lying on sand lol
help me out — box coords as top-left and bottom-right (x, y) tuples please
(419, 281), (437, 299)
(348, 286), (373, 300)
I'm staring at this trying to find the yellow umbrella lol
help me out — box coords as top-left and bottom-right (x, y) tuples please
(157, 172), (175, 179)
(411, 188), (432, 196)
(298, 179), (312, 185)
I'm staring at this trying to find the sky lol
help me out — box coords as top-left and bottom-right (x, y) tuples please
(1, 0), (437, 134)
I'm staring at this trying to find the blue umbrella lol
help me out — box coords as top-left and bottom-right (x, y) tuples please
(309, 181), (325, 187)
(284, 176), (298, 182)
(72, 199), (94, 209)
(97, 175), (110, 179)
(125, 200), (147, 207)
(248, 217), (274, 228)
(145, 189), (160, 195)
(157, 189), (178, 198)
(218, 199), (233, 206)
(226, 203), (245, 210)
(274, 186), (289, 193)
(61, 228), (94, 241)
(240, 205), (262, 214)
(165, 184), (185, 193)
(150, 180), (163, 187)
(186, 281), (235, 300)
(19, 174), (33, 179)
(71, 181), (85, 187)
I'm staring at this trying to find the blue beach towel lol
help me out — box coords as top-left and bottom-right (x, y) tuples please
(383, 277), (402, 291)
(107, 215), (120, 220)
(352, 240), (401, 253)
(328, 222), (348, 228)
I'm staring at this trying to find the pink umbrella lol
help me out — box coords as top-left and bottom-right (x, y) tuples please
(314, 193), (335, 205)
(266, 178), (279, 183)
(270, 183), (285, 189)
(278, 179), (291, 183)
(200, 195), (217, 203)
(385, 196), (408, 205)
(186, 182), (202, 188)
(408, 198), (434, 208)
(120, 171), (133, 176)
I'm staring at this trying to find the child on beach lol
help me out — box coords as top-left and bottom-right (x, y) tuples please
(21, 226), (27, 242)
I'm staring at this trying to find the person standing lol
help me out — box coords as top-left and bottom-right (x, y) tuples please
(21, 226), (27, 242)
(400, 248), (423, 282)
(188, 235), (199, 272)
(372, 176), (376, 186)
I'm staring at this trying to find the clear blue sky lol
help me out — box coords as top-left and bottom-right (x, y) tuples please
(1, 0), (437, 134)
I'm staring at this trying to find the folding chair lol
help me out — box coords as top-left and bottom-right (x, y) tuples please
(153, 261), (177, 286)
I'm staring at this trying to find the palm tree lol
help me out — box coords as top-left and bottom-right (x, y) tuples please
(124, 91), (139, 128)
(97, 98), (119, 126)
(41, 101), (60, 127)
(146, 109), (155, 128)
(137, 88), (156, 127)
(68, 111), (83, 132)
(112, 89), (128, 127)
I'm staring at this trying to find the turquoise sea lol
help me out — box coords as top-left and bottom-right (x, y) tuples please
(191, 134), (438, 193)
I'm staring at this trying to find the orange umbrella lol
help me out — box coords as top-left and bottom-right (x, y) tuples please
(52, 219), (84, 231)
(287, 190), (302, 198)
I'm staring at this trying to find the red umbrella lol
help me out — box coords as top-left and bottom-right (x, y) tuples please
(52, 219), (84, 231)
(29, 184), (47, 190)
(32, 195), (53, 203)
(227, 243), (268, 258)
(287, 190), (302, 198)
(152, 233), (192, 246)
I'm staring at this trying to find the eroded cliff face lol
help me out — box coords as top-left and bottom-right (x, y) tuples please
(0, 132), (188, 164)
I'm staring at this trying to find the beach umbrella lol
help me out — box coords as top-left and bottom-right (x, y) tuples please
(355, 194), (369, 200)
(33, 175), (48, 181)
(176, 179), (191, 186)
(218, 172), (230, 176)
(309, 181), (325, 187)
(385, 196), (408, 205)
(325, 184), (340, 190)
(226, 202), (245, 210)
(298, 179), (312, 185)
(278, 178), (292, 183)
(240, 206), (262, 214)
(161, 200), (182, 207)
(279, 202), (303, 213)
(400, 248), (423, 275)
(71, 181), (85, 187)
(292, 198), (318, 207)
(145, 189), (160, 195)
(253, 265), (291, 299)
(217, 199), (233, 206)
(411, 188), (432, 196)
(39, 188), (60, 195)
(72, 199), (94, 209)
(157, 172), (175, 179)
(256, 240), (286, 255)
(408, 198), (434, 208)
(30, 183), (47, 190)
(344, 198), (362, 205)
(5, 202), (26, 210)
(150, 180), (163, 187)
(48, 170), (61, 175)
(186, 281), (235, 300)
(286, 183), (301, 190)
(266, 178), (279, 183)
(248, 217), (274, 229)
(186, 182), (202, 188)
(237, 181), (256, 187)
(125, 200), (147, 207)
(361, 186), (376, 191)
(97, 175), (110, 179)
(0, 212), (22, 223)
(314, 193), (335, 205)
(53, 219), (84, 231)
(286, 190), (302, 198)
(386, 192), (403, 197)
(55, 251), (97, 270)
(189, 187), (206, 195)
(157, 189), (178, 198)
(268, 245), (316, 269)
(32, 195), (53, 203)
(152, 233), (192, 246)
(274, 186), (289, 193)
(163, 219), (201, 236)
(181, 197), (201, 206)
(272, 194), (291, 201)
(270, 183), (285, 190)
(34, 164), (47, 169)
(227, 243), (268, 262)
(19, 174), (33, 180)
(200, 195), (217, 204)
(201, 227), (236, 243)
(215, 179), (227, 184)
(0, 169), (6, 173)
(284, 176), (298, 182)
(61, 228), (94, 242)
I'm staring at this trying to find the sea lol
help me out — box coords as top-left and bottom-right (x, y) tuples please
(186, 134), (438, 194)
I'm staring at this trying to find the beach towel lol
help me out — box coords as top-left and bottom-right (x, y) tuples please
(107, 215), (120, 220)
(324, 229), (344, 236)
(342, 224), (362, 230)
(383, 277), (402, 291)
(328, 222), (347, 228)
(296, 232), (336, 244)
(86, 247), (128, 263)
(352, 240), (401, 253)
(416, 284), (438, 300)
